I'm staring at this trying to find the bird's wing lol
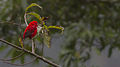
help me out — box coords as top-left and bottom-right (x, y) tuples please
(24, 29), (32, 39)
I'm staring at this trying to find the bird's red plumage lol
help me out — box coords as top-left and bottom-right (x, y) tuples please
(23, 21), (38, 39)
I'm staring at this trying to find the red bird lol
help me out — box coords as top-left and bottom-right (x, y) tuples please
(23, 21), (38, 39)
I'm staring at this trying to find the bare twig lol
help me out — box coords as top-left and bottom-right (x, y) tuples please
(41, 43), (44, 56)
(2, 58), (37, 66)
(0, 21), (20, 26)
(0, 21), (25, 28)
(24, 13), (28, 26)
(0, 52), (25, 61)
(0, 39), (60, 67)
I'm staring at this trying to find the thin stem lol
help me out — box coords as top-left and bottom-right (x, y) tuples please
(2, 58), (37, 66)
(0, 52), (25, 61)
(0, 21), (21, 27)
(32, 39), (35, 54)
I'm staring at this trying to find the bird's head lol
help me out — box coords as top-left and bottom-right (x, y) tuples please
(31, 21), (38, 25)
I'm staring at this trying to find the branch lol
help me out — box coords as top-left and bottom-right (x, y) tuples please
(0, 39), (60, 67)
(0, 21), (25, 28)
(0, 52), (25, 61)
(2, 57), (37, 66)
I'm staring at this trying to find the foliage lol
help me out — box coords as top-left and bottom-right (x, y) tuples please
(0, 0), (120, 67)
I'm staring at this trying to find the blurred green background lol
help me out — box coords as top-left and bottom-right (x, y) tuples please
(0, 0), (120, 67)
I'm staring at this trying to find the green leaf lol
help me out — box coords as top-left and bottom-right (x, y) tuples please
(94, 48), (101, 55)
(11, 50), (22, 63)
(48, 26), (64, 30)
(19, 37), (24, 48)
(5, 48), (15, 58)
(43, 24), (49, 31)
(20, 54), (25, 64)
(0, 45), (8, 52)
(64, 55), (71, 67)
(43, 33), (51, 48)
(48, 26), (64, 34)
(27, 12), (42, 22)
(25, 3), (42, 12)
(108, 46), (113, 57)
